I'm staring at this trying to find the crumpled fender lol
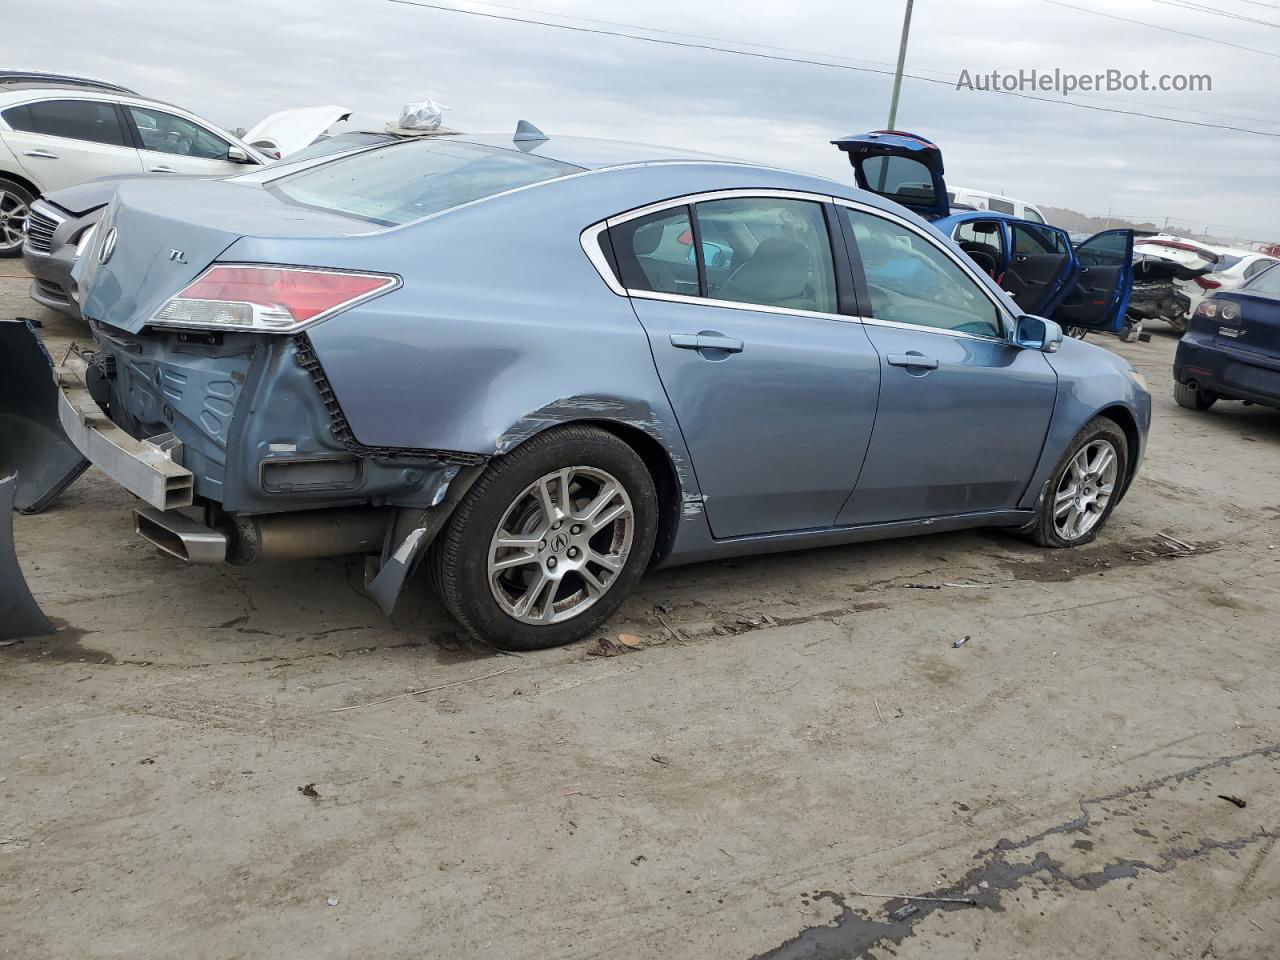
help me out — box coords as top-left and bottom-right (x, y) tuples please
(0, 474), (55, 640)
(0, 317), (89, 513)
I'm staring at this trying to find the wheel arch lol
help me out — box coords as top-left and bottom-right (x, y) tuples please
(1094, 403), (1141, 502)
(0, 170), (41, 200)
(504, 416), (685, 566)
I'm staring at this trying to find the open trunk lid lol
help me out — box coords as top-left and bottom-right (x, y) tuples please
(831, 130), (949, 220)
(76, 178), (377, 334)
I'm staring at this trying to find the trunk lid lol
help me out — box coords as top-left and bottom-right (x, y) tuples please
(831, 130), (949, 220)
(76, 178), (377, 334)
(1212, 289), (1280, 358)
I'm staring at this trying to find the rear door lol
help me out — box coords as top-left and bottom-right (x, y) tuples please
(1053, 229), (1135, 333)
(1, 98), (142, 192)
(1002, 221), (1077, 316)
(123, 105), (252, 176)
(836, 203), (1057, 524)
(604, 192), (882, 539)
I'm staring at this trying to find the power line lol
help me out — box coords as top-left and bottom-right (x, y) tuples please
(381, 0), (1280, 138)
(1149, 0), (1280, 27)
(461, 0), (1278, 129)
(1044, 0), (1280, 57)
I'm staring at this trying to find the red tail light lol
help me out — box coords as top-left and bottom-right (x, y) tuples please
(151, 265), (399, 333)
(1193, 275), (1222, 290)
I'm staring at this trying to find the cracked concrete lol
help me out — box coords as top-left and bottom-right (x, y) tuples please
(3, 268), (1279, 959)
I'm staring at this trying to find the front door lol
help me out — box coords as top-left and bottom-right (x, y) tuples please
(1054, 229), (1135, 333)
(606, 195), (881, 538)
(123, 105), (246, 177)
(836, 204), (1057, 524)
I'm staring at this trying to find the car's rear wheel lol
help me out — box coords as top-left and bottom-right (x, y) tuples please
(1027, 417), (1128, 548)
(429, 424), (658, 650)
(1174, 379), (1217, 411)
(0, 179), (35, 258)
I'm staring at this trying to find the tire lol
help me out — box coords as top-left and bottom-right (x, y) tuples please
(0, 178), (36, 259)
(1027, 417), (1129, 548)
(1174, 379), (1217, 411)
(1065, 326), (1089, 341)
(429, 424), (658, 650)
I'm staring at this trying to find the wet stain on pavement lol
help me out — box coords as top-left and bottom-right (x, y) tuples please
(752, 743), (1279, 960)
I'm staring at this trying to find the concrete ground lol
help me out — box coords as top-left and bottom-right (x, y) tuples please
(2, 262), (1278, 960)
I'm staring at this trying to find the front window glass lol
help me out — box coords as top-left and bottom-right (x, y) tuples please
(3, 99), (127, 146)
(270, 139), (582, 226)
(1023, 207), (1046, 224)
(1075, 231), (1128, 267)
(693, 197), (837, 313)
(128, 107), (231, 160)
(844, 207), (1000, 338)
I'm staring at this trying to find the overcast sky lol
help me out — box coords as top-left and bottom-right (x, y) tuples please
(16, 0), (1280, 240)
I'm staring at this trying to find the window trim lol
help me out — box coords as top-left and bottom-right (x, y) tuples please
(580, 188), (858, 324)
(832, 198), (1015, 342)
(123, 104), (239, 162)
(0, 96), (132, 148)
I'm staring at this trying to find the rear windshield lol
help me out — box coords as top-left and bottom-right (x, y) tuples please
(268, 139), (582, 226)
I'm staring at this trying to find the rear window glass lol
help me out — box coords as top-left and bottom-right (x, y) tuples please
(987, 197), (1016, 215)
(268, 139), (582, 225)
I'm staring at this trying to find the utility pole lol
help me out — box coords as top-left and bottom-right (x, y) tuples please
(887, 0), (915, 129)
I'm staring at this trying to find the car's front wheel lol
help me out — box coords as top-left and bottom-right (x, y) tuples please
(0, 178), (36, 259)
(429, 424), (658, 650)
(1027, 417), (1129, 548)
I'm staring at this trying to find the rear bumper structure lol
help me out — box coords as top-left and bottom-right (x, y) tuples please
(55, 351), (195, 511)
(1175, 336), (1280, 408)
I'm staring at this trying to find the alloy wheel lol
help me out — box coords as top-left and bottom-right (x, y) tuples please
(0, 190), (29, 253)
(1052, 439), (1119, 541)
(487, 466), (634, 625)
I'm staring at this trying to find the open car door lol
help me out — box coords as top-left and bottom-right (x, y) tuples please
(831, 130), (949, 220)
(1052, 230), (1134, 334)
(940, 213), (1077, 317)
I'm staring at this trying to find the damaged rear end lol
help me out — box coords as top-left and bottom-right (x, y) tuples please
(51, 176), (487, 611)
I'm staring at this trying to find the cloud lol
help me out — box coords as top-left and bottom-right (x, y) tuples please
(13, 0), (1279, 238)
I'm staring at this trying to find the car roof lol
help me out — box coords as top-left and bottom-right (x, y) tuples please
(0, 70), (137, 96)
(450, 133), (743, 170)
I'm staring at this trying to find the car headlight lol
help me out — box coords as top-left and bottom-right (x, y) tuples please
(73, 223), (98, 259)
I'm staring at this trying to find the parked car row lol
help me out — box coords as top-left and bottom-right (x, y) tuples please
(3, 122), (1151, 649)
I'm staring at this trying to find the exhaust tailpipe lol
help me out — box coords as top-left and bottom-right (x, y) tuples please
(134, 507), (228, 563)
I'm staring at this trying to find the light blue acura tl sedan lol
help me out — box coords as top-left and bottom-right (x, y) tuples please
(10, 124), (1151, 649)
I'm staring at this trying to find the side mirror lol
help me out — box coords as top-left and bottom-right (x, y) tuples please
(1014, 314), (1064, 354)
(226, 145), (252, 163)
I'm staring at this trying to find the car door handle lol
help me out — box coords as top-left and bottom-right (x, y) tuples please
(149, 165), (176, 173)
(670, 333), (744, 353)
(22, 149), (58, 159)
(886, 353), (939, 370)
